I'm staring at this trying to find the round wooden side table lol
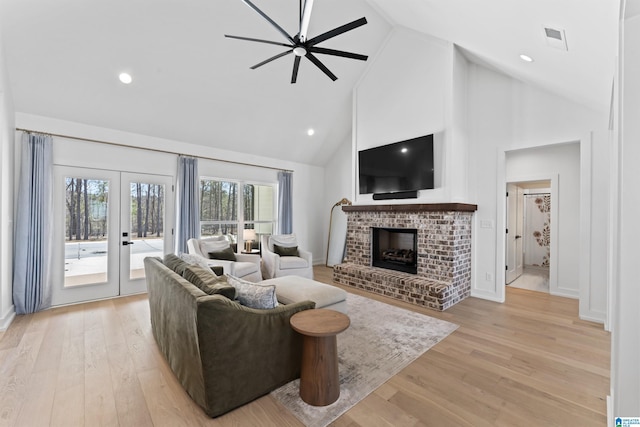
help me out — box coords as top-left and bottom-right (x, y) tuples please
(290, 309), (350, 406)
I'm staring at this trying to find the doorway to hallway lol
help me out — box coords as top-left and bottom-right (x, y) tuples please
(505, 180), (551, 293)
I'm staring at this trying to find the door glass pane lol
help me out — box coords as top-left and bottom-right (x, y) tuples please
(64, 178), (109, 287)
(129, 183), (165, 280)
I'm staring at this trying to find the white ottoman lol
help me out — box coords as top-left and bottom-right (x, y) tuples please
(260, 276), (348, 314)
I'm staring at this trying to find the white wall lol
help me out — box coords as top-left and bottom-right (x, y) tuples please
(585, 130), (610, 322)
(328, 24), (611, 317)
(468, 63), (608, 311)
(15, 113), (326, 267)
(466, 65), (516, 302)
(0, 28), (16, 330)
(347, 23), (610, 310)
(450, 47), (470, 202)
(353, 27), (460, 204)
(505, 143), (580, 298)
(323, 134), (353, 265)
(611, 11), (640, 418)
(289, 163), (325, 265)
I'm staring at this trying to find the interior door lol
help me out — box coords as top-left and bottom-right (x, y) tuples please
(515, 186), (525, 278)
(52, 167), (121, 306)
(120, 173), (174, 295)
(506, 184), (524, 284)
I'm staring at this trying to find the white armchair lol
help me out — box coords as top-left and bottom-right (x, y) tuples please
(186, 236), (262, 282)
(260, 234), (313, 279)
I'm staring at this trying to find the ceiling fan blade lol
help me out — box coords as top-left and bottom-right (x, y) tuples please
(299, 0), (314, 42)
(306, 17), (367, 47)
(308, 46), (368, 61)
(291, 56), (301, 84)
(241, 0), (295, 44)
(250, 50), (293, 69)
(225, 34), (292, 48)
(305, 52), (337, 81)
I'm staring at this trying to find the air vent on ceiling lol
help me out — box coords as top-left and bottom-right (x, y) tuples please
(543, 26), (568, 51)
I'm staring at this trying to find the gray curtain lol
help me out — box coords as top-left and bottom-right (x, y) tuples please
(13, 133), (53, 314)
(277, 171), (293, 234)
(176, 156), (200, 254)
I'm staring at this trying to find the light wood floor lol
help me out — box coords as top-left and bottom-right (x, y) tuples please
(0, 266), (610, 426)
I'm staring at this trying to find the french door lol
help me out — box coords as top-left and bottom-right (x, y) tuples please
(52, 167), (174, 306)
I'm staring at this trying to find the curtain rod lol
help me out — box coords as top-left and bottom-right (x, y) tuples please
(15, 128), (293, 173)
(524, 192), (551, 196)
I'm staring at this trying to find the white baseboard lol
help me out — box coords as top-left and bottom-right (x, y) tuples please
(0, 305), (16, 331)
(550, 289), (579, 299)
(470, 289), (505, 303)
(579, 311), (606, 324)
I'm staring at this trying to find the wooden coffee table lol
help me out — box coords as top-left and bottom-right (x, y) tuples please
(290, 309), (350, 406)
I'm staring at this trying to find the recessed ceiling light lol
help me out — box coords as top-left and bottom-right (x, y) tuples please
(307, 128), (315, 136)
(519, 54), (534, 63)
(119, 72), (133, 84)
(401, 148), (408, 153)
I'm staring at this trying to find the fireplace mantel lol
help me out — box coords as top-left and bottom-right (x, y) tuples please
(342, 203), (477, 213)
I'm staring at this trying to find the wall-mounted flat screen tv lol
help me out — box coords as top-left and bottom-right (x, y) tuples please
(358, 134), (434, 195)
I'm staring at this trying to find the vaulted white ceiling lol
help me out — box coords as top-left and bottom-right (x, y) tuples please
(0, 0), (619, 166)
(369, 0), (618, 113)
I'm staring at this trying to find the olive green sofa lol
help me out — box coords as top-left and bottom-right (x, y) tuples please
(144, 256), (315, 417)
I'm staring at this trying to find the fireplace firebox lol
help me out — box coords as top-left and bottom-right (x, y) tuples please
(371, 227), (418, 274)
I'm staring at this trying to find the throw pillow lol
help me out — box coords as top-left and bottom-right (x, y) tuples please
(226, 275), (278, 309)
(183, 265), (236, 300)
(274, 244), (299, 257)
(164, 253), (190, 275)
(180, 253), (218, 274)
(208, 246), (237, 261)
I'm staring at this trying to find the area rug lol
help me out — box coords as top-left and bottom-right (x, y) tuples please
(270, 293), (458, 427)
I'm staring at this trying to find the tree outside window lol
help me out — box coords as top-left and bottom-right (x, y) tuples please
(200, 179), (275, 251)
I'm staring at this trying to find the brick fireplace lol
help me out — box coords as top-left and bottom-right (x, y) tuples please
(333, 203), (477, 311)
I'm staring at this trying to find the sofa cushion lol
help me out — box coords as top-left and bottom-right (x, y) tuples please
(227, 275), (278, 309)
(274, 244), (299, 257)
(208, 246), (237, 261)
(164, 253), (190, 275)
(183, 265), (236, 300)
(279, 256), (309, 270)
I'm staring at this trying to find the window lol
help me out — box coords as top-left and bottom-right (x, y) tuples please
(244, 183), (275, 250)
(200, 178), (275, 251)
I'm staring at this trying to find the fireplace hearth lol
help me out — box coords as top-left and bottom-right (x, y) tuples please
(333, 203), (477, 311)
(372, 228), (417, 274)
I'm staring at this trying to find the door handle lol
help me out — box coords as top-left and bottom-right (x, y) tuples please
(515, 235), (522, 239)
(122, 241), (135, 246)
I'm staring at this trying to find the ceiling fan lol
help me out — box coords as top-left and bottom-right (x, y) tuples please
(225, 0), (368, 83)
